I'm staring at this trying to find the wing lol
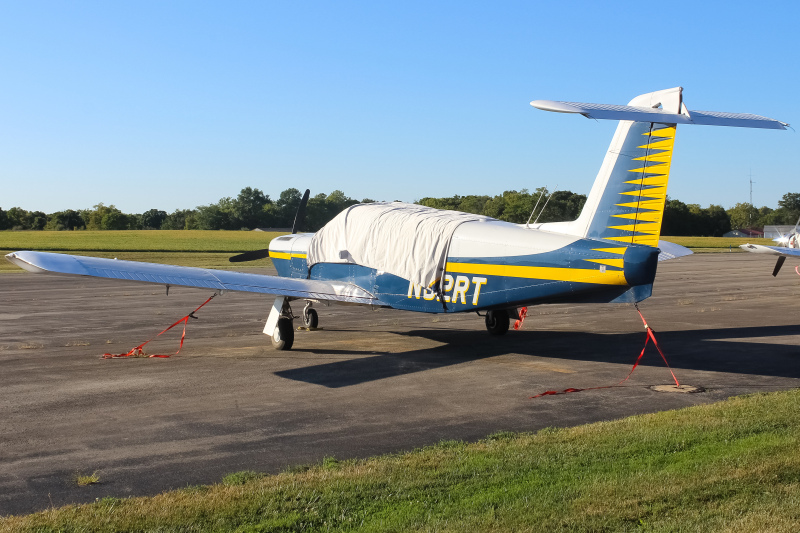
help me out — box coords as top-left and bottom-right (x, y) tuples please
(739, 244), (800, 258)
(6, 251), (383, 305)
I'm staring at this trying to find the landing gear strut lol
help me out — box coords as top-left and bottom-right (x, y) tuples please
(302, 301), (318, 329)
(485, 310), (510, 336)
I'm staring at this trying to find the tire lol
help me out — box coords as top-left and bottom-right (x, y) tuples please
(271, 317), (295, 350)
(485, 310), (510, 336)
(303, 307), (319, 328)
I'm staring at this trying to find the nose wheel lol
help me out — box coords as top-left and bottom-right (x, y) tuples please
(485, 310), (510, 335)
(302, 302), (319, 329)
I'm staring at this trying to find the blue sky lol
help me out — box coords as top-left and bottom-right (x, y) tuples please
(1, 1), (797, 214)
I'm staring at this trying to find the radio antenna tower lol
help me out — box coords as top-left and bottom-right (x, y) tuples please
(749, 169), (756, 225)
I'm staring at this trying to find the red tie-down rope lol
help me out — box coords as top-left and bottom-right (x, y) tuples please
(102, 294), (216, 359)
(530, 303), (680, 398)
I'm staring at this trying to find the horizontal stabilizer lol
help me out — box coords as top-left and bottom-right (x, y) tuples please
(6, 251), (383, 305)
(531, 98), (788, 129)
(657, 241), (693, 262)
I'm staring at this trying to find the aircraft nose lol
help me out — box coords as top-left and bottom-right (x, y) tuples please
(623, 246), (660, 286)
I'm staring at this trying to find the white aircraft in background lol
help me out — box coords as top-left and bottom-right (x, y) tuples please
(7, 87), (788, 350)
(741, 216), (800, 276)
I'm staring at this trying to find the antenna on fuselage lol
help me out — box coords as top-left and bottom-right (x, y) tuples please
(525, 189), (545, 229)
(525, 185), (558, 228)
(533, 186), (558, 225)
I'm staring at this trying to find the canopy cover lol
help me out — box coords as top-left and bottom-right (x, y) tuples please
(307, 202), (493, 288)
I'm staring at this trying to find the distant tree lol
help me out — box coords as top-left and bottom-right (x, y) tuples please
(727, 202), (761, 230)
(0, 208), (9, 230)
(457, 195), (491, 215)
(417, 195), (464, 211)
(194, 203), (233, 230)
(662, 199), (692, 235)
(275, 188), (303, 228)
(702, 205), (731, 236)
(83, 203), (126, 230)
(7, 207), (31, 230)
(778, 192), (800, 212)
(100, 210), (129, 230)
(141, 209), (167, 230)
(230, 187), (271, 229)
(160, 209), (196, 230)
(45, 209), (85, 230)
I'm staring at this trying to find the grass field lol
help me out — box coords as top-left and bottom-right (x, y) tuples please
(0, 232), (775, 273)
(0, 230), (285, 272)
(2, 389), (798, 532)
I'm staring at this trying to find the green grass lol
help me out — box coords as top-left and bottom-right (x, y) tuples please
(0, 230), (285, 252)
(74, 472), (100, 487)
(0, 230), (286, 272)
(3, 389), (799, 532)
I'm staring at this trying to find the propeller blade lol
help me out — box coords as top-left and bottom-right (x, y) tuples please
(229, 249), (270, 263)
(292, 189), (310, 234)
(773, 256), (786, 277)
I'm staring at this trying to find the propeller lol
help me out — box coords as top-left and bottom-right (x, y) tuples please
(292, 189), (310, 234)
(773, 256), (786, 277)
(229, 189), (311, 263)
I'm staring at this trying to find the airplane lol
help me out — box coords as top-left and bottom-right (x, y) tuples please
(6, 87), (788, 350)
(740, 215), (800, 276)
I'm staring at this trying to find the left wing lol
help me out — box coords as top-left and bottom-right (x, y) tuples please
(739, 243), (800, 258)
(739, 243), (800, 277)
(6, 251), (383, 305)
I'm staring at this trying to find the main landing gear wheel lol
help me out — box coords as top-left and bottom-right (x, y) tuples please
(302, 307), (318, 328)
(485, 310), (510, 336)
(272, 317), (295, 350)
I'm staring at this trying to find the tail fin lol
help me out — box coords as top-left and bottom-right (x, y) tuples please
(533, 87), (787, 246)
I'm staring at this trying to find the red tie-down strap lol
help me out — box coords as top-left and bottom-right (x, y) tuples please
(530, 304), (680, 398)
(102, 294), (216, 359)
(514, 307), (528, 330)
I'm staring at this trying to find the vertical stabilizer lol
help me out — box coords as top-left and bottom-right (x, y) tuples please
(538, 88), (681, 246)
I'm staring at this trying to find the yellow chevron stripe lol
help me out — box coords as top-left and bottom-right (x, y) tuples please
(592, 247), (627, 255)
(632, 234), (660, 246)
(612, 211), (662, 222)
(624, 176), (670, 186)
(616, 199), (664, 210)
(638, 139), (674, 151)
(607, 223), (660, 234)
(584, 258), (625, 269)
(628, 164), (670, 175)
(644, 126), (676, 138)
(619, 188), (666, 199)
(446, 262), (628, 286)
(633, 152), (672, 162)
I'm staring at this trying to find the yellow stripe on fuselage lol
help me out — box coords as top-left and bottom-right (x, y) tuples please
(446, 262), (627, 286)
(270, 252), (306, 260)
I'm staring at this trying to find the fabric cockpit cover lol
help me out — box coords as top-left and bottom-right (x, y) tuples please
(307, 203), (492, 288)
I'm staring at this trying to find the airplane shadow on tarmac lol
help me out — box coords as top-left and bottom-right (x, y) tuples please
(276, 325), (800, 388)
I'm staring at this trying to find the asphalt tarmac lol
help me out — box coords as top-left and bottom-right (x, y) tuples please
(2, 253), (800, 516)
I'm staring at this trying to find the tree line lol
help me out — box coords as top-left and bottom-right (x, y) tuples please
(2, 188), (799, 236)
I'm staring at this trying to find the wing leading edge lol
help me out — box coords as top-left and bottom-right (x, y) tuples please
(6, 251), (383, 305)
(739, 244), (800, 258)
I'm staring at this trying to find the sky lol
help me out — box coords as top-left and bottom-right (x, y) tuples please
(1, 0), (798, 214)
